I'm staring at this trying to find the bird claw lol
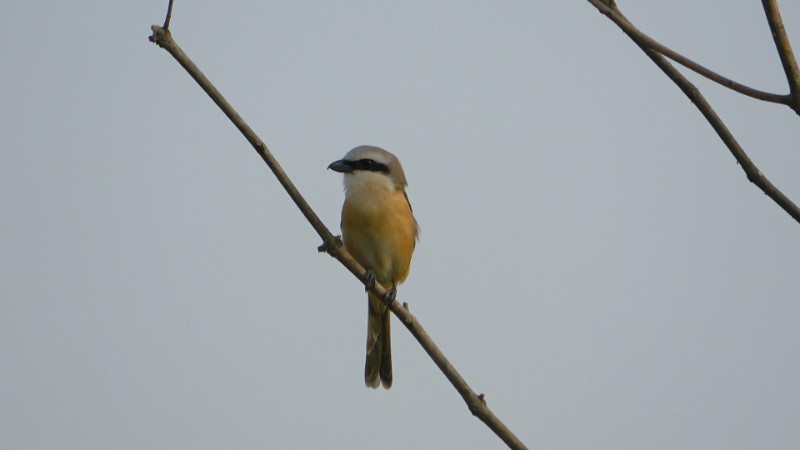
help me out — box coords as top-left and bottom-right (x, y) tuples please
(383, 287), (397, 303)
(364, 272), (397, 305)
(364, 270), (376, 292)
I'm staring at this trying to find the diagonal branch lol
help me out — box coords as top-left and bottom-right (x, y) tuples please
(587, 0), (800, 225)
(761, 0), (800, 113)
(149, 24), (528, 450)
(587, 0), (789, 106)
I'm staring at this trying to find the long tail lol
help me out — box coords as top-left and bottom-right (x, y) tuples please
(365, 292), (392, 389)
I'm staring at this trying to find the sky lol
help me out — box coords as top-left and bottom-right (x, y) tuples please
(2, 1), (800, 449)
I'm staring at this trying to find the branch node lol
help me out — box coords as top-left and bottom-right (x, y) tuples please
(762, 0), (800, 104)
(317, 236), (343, 255)
(467, 394), (488, 417)
(747, 169), (765, 184)
(149, 25), (170, 48)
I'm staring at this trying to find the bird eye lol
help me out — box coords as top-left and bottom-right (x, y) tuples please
(355, 158), (388, 173)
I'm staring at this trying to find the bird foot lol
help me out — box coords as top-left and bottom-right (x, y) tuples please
(364, 270), (376, 292)
(382, 287), (397, 303)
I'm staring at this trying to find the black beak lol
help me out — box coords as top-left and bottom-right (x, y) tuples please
(327, 159), (353, 173)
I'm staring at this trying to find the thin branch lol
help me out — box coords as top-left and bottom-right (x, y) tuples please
(149, 24), (528, 450)
(147, 26), (335, 249)
(587, 0), (800, 225)
(761, 0), (800, 113)
(588, 0), (790, 106)
(162, 0), (174, 30)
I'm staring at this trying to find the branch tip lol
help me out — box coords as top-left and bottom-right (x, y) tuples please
(162, 0), (175, 30)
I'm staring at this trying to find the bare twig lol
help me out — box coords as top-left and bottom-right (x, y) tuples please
(587, 0), (800, 225)
(761, 0), (800, 113)
(149, 24), (528, 450)
(588, 0), (789, 105)
(148, 27), (335, 247)
(162, 0), (174, 30)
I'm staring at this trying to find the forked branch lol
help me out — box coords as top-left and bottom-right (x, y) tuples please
(588, 0), (800, 225)
(588, 0), (789, 106)
(148, 12), (528, 450)
(762, 0), (800, 113)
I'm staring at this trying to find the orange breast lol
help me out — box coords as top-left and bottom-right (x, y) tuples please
(341, 188), (417, 286)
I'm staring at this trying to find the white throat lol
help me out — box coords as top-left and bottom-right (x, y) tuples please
(343, 170), (397, 198)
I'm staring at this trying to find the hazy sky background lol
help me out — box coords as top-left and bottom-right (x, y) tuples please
(3, 1), (800, 449)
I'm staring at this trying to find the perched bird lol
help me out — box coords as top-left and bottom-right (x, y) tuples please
(328, 145), (419, 389)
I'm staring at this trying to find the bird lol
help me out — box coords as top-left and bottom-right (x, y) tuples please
(328, 145), (419, 389)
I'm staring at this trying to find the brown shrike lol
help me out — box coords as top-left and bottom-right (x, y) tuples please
(328, 145), (419, 389)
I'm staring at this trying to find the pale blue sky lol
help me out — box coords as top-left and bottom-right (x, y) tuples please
(2, 2), (800, 449)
